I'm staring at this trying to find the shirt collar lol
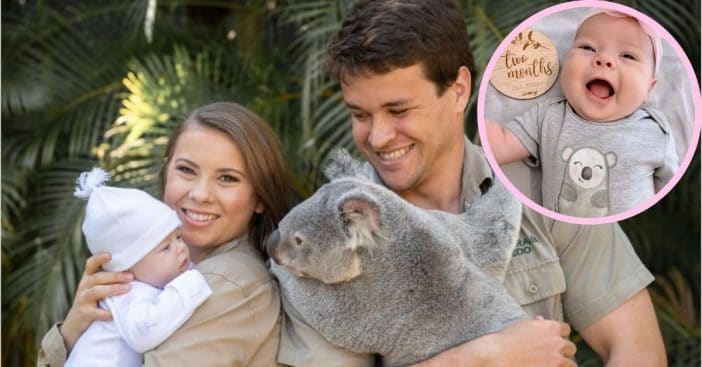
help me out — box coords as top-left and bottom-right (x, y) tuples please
(460, 136), (494, 211)
(205, 235), (250, 259)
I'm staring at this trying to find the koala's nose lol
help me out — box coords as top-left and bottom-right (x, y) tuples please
(581, 167), (592, 180)
(266, 229), (281, 261)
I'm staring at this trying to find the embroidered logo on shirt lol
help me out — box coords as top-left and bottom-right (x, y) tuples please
(513, 235), (537, 257)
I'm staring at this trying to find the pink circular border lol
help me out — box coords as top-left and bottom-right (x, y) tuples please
(477, 0), (702, 225)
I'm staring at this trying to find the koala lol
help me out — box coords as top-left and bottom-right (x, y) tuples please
(557, 146), (617, 217)
(268, 150), (527, 366)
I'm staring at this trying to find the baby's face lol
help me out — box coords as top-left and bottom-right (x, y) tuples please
(131, 229), (190, 288)
(560, 13), (656, 122)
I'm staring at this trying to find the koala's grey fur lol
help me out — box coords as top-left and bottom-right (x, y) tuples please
(268, 149), (526, 366)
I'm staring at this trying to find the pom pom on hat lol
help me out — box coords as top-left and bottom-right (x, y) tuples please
(74, 167), (111, 199)
(75, 167), (181, 272)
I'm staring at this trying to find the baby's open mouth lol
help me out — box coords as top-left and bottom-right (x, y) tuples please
(586, 79), (614, 99)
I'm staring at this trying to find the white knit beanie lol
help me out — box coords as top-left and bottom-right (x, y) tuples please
(74, 167), (181, 272)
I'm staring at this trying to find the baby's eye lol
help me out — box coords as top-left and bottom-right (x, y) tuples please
(578, 44), (595, 52)
(163, 244), (170, 251)
(621, 53), (637, 60)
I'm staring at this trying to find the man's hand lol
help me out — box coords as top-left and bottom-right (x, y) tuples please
(412, 317), (576, 367)
(60, 252), (132, 351)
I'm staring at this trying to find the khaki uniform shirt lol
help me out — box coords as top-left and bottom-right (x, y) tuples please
(37, 237), (282, 367)
(276, 138), (653, 366)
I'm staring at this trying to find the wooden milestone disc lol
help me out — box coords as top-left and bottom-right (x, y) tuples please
(490, 28), (559, 100)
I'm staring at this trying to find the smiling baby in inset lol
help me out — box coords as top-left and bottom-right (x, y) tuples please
(486, 9), (679, 217)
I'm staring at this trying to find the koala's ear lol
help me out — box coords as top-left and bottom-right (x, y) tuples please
(337, 191), (382, 237)
(561, 146), (574, 161)
(324, 148), (368, 180)
(605, 152), (617, 168)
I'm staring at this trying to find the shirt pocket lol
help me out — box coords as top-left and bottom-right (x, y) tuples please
(504, 258), (566, 306)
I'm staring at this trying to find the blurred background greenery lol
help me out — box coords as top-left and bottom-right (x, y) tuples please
(2, 1), (699, 366)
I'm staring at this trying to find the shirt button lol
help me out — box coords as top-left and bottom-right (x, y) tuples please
(528, 284), (538, 294)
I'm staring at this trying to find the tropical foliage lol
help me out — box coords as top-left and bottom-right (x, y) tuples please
(2, 1), (699, 366)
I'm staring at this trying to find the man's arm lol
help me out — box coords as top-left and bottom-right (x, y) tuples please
(579, 289), (666, 367)
(549, 213), (663, 366)
(411, 318), (576, 367)
(484, 120), (530, 164)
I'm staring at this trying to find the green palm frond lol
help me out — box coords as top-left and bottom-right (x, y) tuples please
(2, 2), (141, 115)
(276, 1), (355, 185)
(2, 160), (96, 365)
(652, 269), (699, 335)
(652, 270), (701, 366)
(1, 166), (28, 232)
(104, 44), (296, 191)
(108, 46), (230, 189)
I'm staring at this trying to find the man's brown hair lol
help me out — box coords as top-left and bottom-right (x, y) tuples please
(323, 0), (476, 95)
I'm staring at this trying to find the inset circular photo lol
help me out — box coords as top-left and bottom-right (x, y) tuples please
(478, 0), (701, 225)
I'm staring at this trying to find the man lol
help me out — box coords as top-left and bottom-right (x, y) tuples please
(277, 1), (666, 366)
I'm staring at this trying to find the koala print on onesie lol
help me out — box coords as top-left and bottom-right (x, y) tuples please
(558, 146), (617, 217)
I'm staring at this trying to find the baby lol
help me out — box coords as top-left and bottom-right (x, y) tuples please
(486, 9), (679, 217)
(66, 168), (212, 367)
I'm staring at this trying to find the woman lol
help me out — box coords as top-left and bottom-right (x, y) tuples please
(38, 102), (292, 366)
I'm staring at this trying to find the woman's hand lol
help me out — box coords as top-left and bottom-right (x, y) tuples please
(59, 252), (133, 351)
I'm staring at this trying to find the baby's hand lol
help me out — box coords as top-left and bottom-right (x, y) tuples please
(484, 119), (530, 165)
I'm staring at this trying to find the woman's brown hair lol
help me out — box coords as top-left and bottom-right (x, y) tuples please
(160, 102), (292, 254)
